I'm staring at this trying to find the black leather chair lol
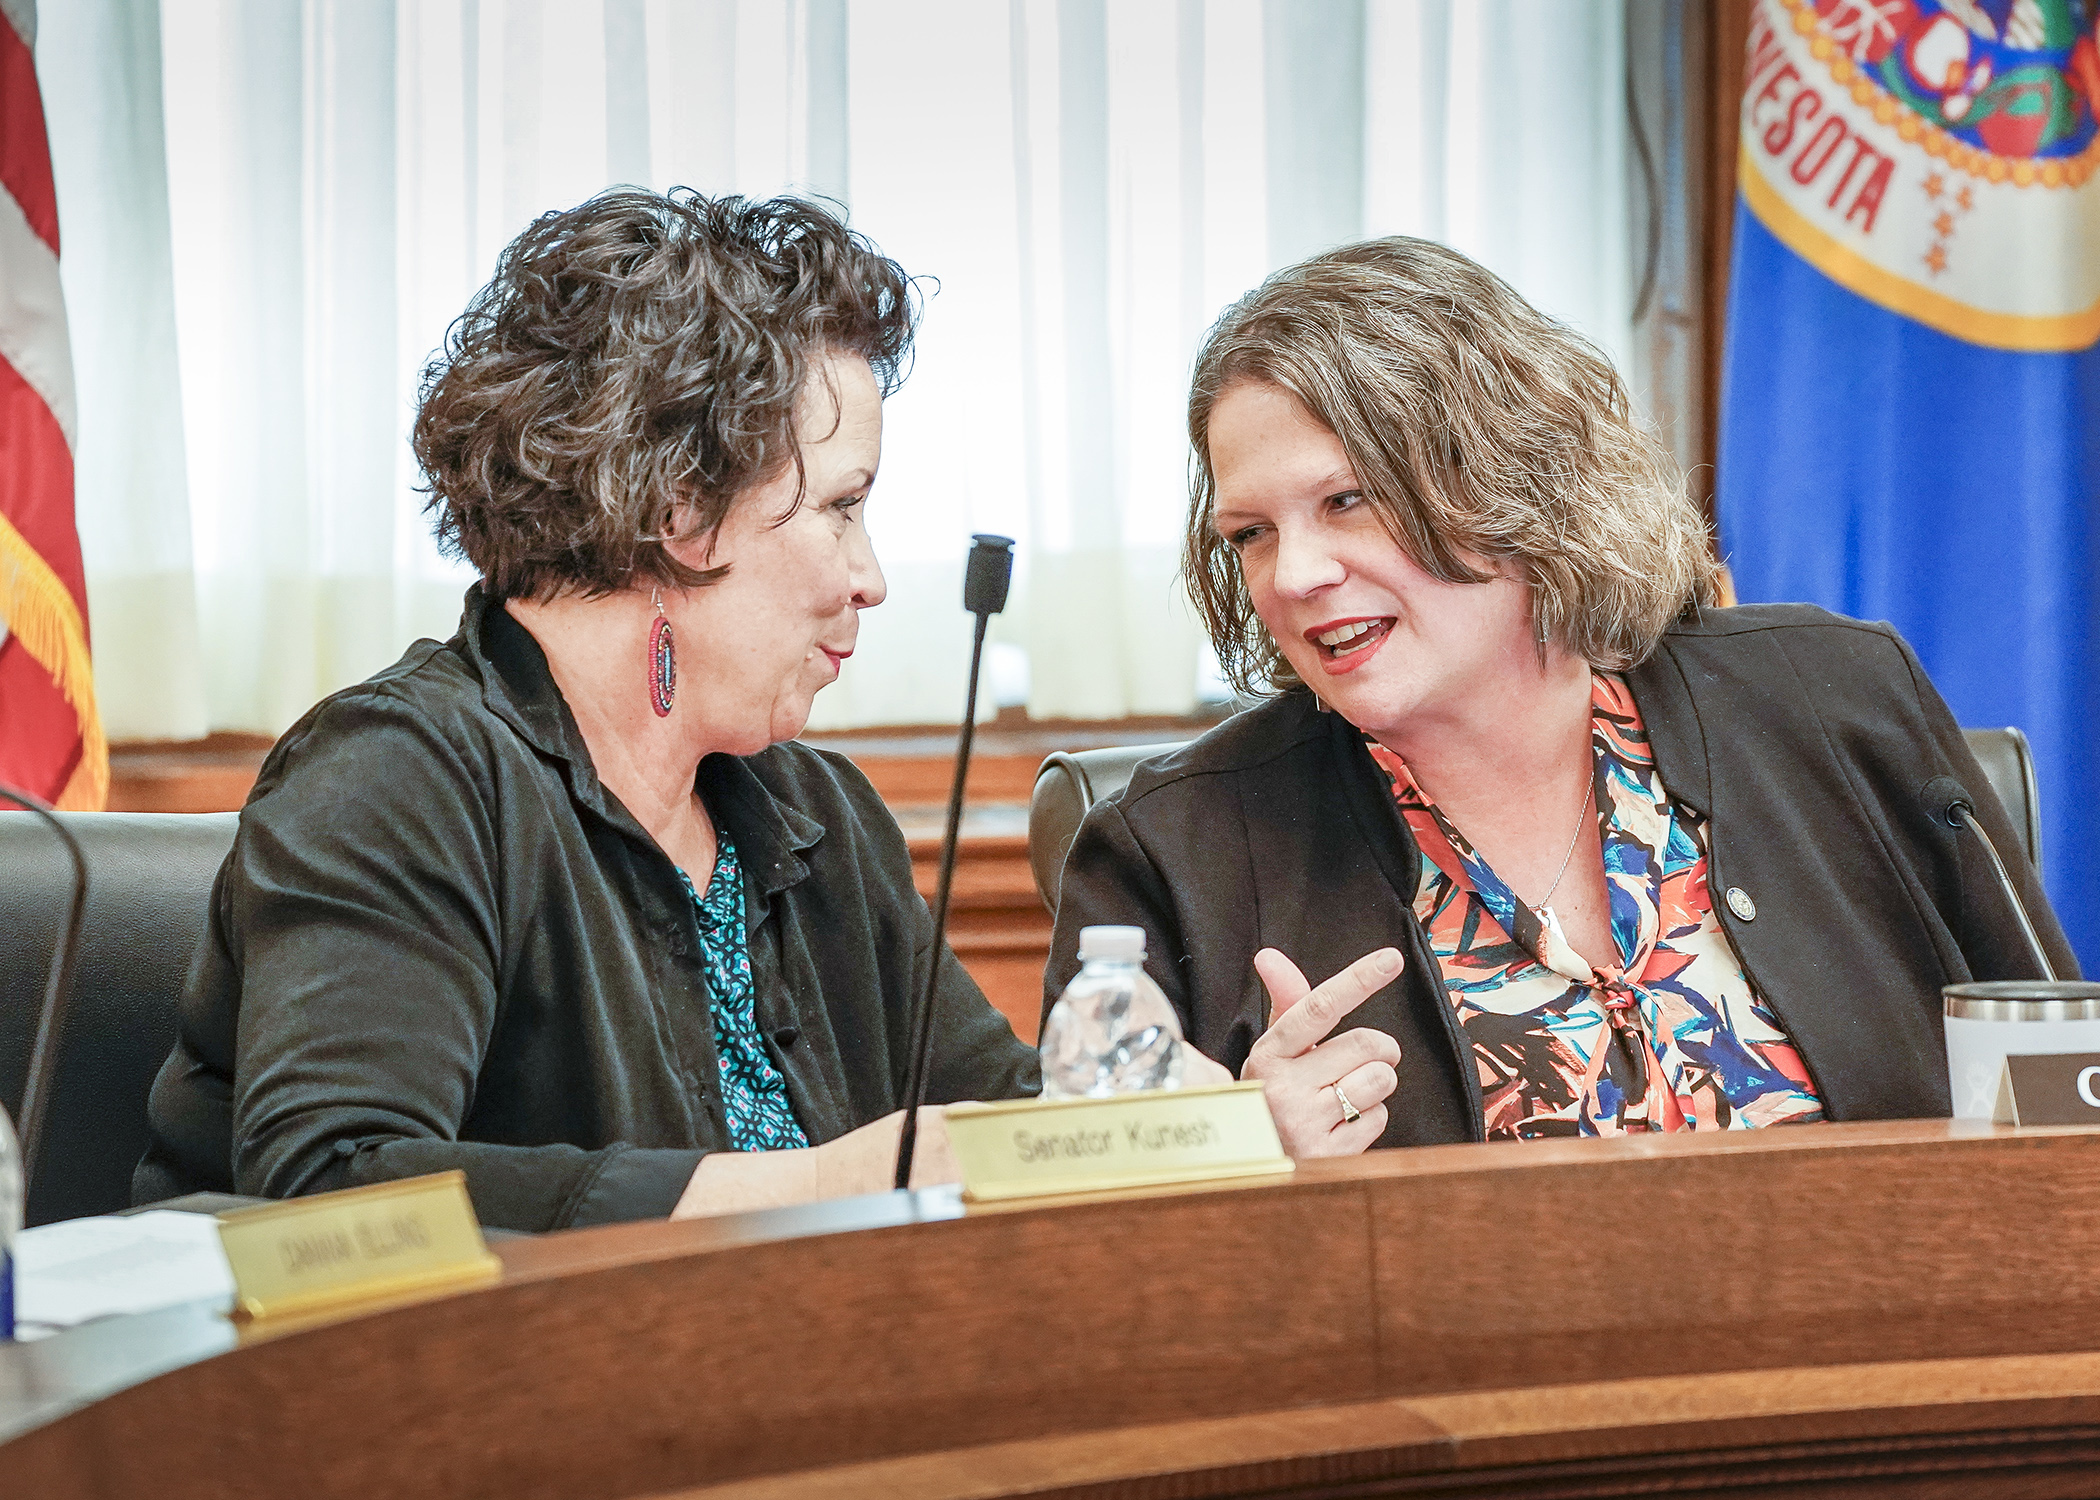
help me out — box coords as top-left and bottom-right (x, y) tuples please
(1029, 727), (2045, 916)
(0, 812), (237, 1226)
(1965, 726), (2042, 868)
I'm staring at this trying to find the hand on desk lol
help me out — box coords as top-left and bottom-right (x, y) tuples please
(670, 945), (1408, 1219)
(814, 1107), (961, 1197)
(1241, 946), (1404, 1157)
(670, 1107), (959, 1220)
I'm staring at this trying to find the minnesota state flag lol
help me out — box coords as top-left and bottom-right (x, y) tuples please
(1720, 0), (2100, 966)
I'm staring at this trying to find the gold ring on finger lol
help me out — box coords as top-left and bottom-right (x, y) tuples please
(1331, 1081), (1361, 1124)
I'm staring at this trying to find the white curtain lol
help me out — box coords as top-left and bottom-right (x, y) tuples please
(37, 0), (203, 740)
(41, 0), (1630, 738)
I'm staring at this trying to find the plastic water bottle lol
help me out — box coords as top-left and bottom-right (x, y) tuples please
(1039, 925), (1186, 1097)
(0, 1105), (19, 1341)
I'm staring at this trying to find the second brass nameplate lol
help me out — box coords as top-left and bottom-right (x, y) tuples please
(945, 1081), (1292, 1202)
(217, 1169), (501, 1324)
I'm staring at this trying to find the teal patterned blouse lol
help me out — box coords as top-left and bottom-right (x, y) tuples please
(679, 832), (810, 1152)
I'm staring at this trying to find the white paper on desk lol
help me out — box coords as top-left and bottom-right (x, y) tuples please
(14, 1210), (235, 1340)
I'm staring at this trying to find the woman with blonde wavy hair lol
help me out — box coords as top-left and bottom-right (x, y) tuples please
(1046, 237), (2073, 1157)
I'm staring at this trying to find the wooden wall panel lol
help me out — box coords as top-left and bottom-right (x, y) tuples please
(908, 830), (1050, 1042)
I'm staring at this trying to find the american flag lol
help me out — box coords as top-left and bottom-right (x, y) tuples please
(0, 0), (103, 809)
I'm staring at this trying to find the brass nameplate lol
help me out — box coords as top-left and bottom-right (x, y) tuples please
(1993, 1052), (2100, 1127)
(945, 1081), (1292, 1202)
(217, 1170), (501, 1323)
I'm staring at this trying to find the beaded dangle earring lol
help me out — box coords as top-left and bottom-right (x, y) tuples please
(648, 588), (677, 717)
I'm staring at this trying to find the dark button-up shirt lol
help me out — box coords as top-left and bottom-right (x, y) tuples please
(135, 587), (1040, 1231)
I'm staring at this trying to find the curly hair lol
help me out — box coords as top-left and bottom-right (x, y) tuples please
(1185, 237), (1719, 695)
(413, 189), (916, 600)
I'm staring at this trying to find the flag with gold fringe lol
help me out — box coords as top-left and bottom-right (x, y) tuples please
(0, 0), (103, 810)
(1720, 0), (2100, 967)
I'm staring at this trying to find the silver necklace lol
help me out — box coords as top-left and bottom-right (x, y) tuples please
(1532, 776), (1595, 916)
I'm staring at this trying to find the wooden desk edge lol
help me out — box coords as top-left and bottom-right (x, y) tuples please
(9, 1119), (2100, 1499)
(0, 1121), (2068, 1439)
(493, 1118), (2031, 1285)
(670, 1351), (2100, 1500)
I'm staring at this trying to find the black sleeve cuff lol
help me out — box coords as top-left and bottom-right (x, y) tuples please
(564, 1145), (707, 1226)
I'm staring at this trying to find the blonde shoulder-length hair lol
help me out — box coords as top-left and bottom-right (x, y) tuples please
(1184, 237), (1720, 695)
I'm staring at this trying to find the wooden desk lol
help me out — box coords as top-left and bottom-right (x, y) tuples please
(9, 1120), (2100, 1498)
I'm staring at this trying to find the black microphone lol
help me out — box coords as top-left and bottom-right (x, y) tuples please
(0, 782), (89, 1203)
(894, 534), (1014, 1191)
(1923, 775), (2056, 981)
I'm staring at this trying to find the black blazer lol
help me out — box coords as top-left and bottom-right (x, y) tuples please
(1046, 605), (2077, 1145)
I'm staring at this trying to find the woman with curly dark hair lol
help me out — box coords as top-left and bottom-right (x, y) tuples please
(134, 190), (1040, 1231)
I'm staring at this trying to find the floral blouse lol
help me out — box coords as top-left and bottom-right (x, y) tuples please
(679, 832), (810, 1153)
(1366, 674), (1825, 1139)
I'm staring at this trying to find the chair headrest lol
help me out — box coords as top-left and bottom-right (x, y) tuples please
(1028, 744), (1187, 913)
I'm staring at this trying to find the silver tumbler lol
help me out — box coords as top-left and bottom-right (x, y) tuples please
(1943, 981), (2100, 1119)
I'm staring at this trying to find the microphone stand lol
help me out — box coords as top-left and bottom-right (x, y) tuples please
(1948, 799), (2058, 982)
(1925, 774), (2057, 981)
(895, 535), (1014, 1191)
(0, 783), (90, 1202)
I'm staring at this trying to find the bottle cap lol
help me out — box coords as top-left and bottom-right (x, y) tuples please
(1078, 925), (1146, 962)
